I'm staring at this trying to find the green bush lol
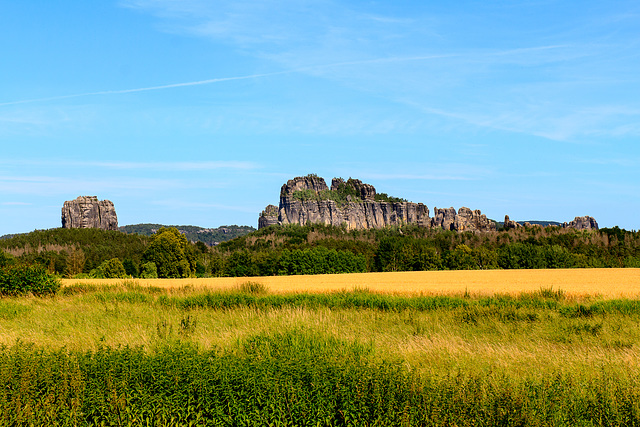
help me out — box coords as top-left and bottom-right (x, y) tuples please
(0, 264), (60, 296)
(98, 258), (127, 278)
(0, 251), (14, 268)
(140, 261), (158, 279)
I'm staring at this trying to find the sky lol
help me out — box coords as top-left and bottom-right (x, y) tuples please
(1, 0), (639, 236)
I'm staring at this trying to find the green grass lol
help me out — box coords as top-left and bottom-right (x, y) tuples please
(2, 283), (640, 425)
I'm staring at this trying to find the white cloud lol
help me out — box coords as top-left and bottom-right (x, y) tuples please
(0, 159), (260, 171)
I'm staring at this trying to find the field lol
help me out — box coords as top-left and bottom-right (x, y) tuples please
(63, 267), (640, 297)
(3, 269), (640, 425)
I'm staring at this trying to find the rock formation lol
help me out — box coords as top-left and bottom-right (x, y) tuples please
(259, 175), (600, 233)
(259, 175), (495, 232)
(453, 207), (497, 232)
(429, 207), (454, 230)
(503, 215), (521, 230)
(61, 196), (118, 231)
(258, 205), (279, 229)
(563, 216), (599, 230)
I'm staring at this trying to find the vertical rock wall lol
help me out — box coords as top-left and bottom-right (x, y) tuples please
(258, 175), (597, 232)
(61, 196), (118, 231)
(259, 176), (493, 231)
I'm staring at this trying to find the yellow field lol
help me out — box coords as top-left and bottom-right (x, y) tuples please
(62, 268), (640, 298)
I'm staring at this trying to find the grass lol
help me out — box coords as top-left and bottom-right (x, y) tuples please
(3, 276), (640, 425)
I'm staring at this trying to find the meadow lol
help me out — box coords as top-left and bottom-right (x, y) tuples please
(2, 269), (640, 425)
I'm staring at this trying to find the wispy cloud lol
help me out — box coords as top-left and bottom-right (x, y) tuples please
(358, 173), (475, 181)
(0, 159), (260, 171)
(0, 72), (290, 107)
(0, 174), (192, 196)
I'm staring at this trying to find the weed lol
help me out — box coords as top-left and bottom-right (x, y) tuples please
(237, 281), (268, 295)
(156, 319), (172, 339)
(179, 314), (197, 336)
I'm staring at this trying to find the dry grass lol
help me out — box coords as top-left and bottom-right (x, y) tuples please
(62, 268), (640, 298)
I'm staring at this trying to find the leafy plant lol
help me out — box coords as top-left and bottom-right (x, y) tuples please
(0, 264), (60, 296)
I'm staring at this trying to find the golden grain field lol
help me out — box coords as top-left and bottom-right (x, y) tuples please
(62, 268), (640, 298)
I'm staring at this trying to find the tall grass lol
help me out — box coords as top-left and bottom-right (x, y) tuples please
(1, 332), (640, 426)
(2, 284), (640, 425)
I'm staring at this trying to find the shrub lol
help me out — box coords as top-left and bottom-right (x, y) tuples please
(140, 261), (158, 279)
(98, 258), (128, 279)
(0, 264), (60, 296)
(0, 251), (14, 268)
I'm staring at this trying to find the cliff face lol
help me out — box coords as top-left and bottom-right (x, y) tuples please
(278, 198), (432, 229)
(61, 196), (118, 231)
(260, 176), (493, 231)
(564, 216), (599, 230)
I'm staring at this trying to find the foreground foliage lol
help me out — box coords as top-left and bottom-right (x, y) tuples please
(0, 264), (60, 296)
(2, 284), (640, 425)
(2, 332), (640, 426)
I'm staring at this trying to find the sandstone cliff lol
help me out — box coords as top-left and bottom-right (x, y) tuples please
(259, 175), (494, 232)
(61, 196), (118, 231)
(563, 216), (599, 230)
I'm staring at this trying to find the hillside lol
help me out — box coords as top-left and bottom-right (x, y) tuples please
(119, 224), (255, 245)
(0, 227), (149, 274)
(211, 223), (640, 276)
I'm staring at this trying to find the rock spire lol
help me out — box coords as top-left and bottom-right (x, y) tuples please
(61, 196), (118, 231)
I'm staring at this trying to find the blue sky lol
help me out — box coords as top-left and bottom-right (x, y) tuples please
(1, 0), (639, 235)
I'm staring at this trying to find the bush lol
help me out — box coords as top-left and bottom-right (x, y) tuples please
(98, 258), (127, 279)
(140, 262), (158, 279)
(0, 251), (14, 268)
(0, 264), (60, 296)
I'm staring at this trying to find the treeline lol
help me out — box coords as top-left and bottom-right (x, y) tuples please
(212, 247), (367, 277)
(1, 223), (639, 278)
(212, 223), (640, 276)
(0, 228), (149, 276)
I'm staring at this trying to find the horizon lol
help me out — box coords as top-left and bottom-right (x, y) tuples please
(1, 1), (639, 235)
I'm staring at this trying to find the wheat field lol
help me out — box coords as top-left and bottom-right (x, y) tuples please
(63, 268), (640, 298)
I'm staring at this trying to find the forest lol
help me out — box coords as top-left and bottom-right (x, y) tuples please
(1, 222), (639, 279)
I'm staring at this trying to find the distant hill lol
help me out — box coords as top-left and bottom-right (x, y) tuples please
(119, 224), (256, 246)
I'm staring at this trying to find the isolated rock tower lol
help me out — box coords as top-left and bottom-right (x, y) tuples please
(61, 196), (118, 231)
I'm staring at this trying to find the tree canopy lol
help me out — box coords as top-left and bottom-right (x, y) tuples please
(142, 227), (196, 278)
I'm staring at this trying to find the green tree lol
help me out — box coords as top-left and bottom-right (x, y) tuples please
(99, 258), (127, 279)
(142, 227), (195, 278)
(446, 244), (476, 270)
(472, 246), (498, 270)
(122, 258), (138, 277)
(140, 262), (158, 279)
(65, 246), (85, 277)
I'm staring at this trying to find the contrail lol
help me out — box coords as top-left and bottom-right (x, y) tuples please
(0, 47), (561, 107)
(0, 70), (293, 107)
(0, 55), (459, 107)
